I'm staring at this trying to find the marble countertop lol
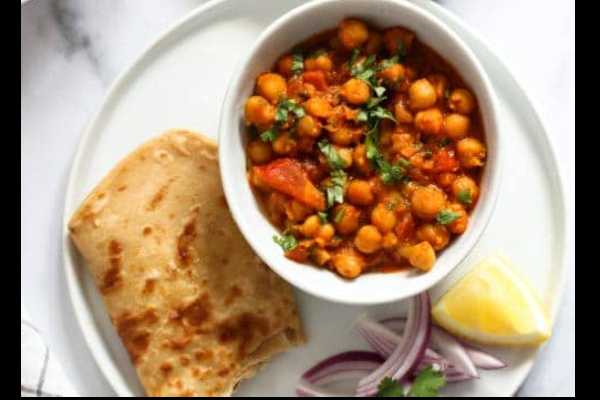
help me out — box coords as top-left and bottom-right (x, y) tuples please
(21, 0), (574, 396)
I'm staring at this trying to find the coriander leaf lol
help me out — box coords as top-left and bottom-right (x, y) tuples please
(379, 162), (405, 184)
(366, 95), (388, 109)
(374, 85), (387, 97)
(273, 233), (298, 252)
(348, 48), (360, 68)
(318, 139), (347, 170)
(333, 207), (345, 223)
(444, 87), (451, 99)
(397, 158), (411, 168)
(277, 99), (305, 122)
(379, 55), (400, 71)
(357, 110), (369, 122)
(365, 128), (381, 160)
(260, 128), (278, 142)
(318, 211), (329, 224)
(325, 170), (347, 208)
(457, 189), (472, 205)
(356, 68), (375, 82)
(291, 53), (304, 76)
(408, 366), (446, 397)
(436, 210), (461, 225)
(275, 105), (289, 124)
(370, 107), (397, 123)
(377, 377), (405, 397)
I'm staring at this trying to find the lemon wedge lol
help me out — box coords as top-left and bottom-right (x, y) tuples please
(432, 254), (551, 346)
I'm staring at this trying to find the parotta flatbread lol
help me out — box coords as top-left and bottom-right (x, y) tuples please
(68, 130), (304, 396)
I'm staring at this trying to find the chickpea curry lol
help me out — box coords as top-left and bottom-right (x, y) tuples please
(244, 19), (487, 279)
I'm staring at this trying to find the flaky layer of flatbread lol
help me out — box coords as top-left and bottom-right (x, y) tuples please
(68, 130), (304, 396)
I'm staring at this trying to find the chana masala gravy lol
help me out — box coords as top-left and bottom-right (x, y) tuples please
(244, 19), (487, 279)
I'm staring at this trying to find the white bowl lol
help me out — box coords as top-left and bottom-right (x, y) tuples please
(218, 0), (501, 305)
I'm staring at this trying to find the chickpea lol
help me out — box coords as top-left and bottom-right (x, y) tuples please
(449, 88), (476, 114)
(272, 132), (297, 155)
(353, 144), (372, 174)
(411, 185), (446, 220)
(244, 96), (276, 128)
(338, 19), (369, 50)
(317, 223), (336, 243)
(365, 31), (383, 55)
(305, 97), (333, 118)
(399, 241), (436, 271)
(371, 203), (397, 233)
(332, 249), (365, 278)
(347, 179), (375, 206)
(383, 27), (415, 54)
(300, 215), (321, 238)
(277, 55), (294, 77)
(456, 137), (486, 168)
(416, 224), (450, 250)
(247, 140), (272, 164)
(329, 128), (354, 146)
(333, 204), (361, 235)
(436, 172), (457, 189)
(312, 248), (332, 266)
(409, 79), (437, 110)
(297, 115), (322, 138)
(451, 175), (479, 206)
(427, 74), (449, 99)
(382, 232), (399, 251)
(444, 113), (471, 139)
(379, 64), (405, 85)
(341, 78), (371, 105)
(354, 225), (383, 254)
(391, 133), (419, 158)
(337, 147), (354, 169)
(414, 108), (444, 135)
(394, 101), (413, 124)
(285, 200), (312, 223)
(305, 54), (333, 72)
(447, 203), (469, 234)
(257, 73), (287, 103)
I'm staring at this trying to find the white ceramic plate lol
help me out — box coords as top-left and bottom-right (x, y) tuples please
(62, 0), (568, 396)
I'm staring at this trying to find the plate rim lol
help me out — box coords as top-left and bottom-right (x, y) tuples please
(61, 0), (570, 396)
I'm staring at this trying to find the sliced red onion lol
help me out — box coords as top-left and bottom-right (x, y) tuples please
(355, 292), (431, 397)
(463, 345), (507, 370)
(430, 326), (479, 379)
(297, 351), (384, 397)
(356, 316), (450, 371)
(380, 317), (505, 371)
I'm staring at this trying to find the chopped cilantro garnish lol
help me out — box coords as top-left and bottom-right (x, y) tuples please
(291, 53), (304, 75)
(365, 125), (407, 185)
(260, 128), (278, 142)
(376, 366), (446, 397)
(333, 207), (346, 224)
(348, 48), (360, 68)
(317, 211), (329, 224)
(324, 170), (347, 208)
(273, 233), (298, 252)
(318, 139), (347, 170)
(436, 210), (461, 225)
(457, 189), (473, 205)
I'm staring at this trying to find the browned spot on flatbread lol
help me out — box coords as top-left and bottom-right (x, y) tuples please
(177, 220), (196, 267)
(217, 368), (230, 377)
(160, 362), (173, 376)
(180, 293), (212, 327)
(217, 312), (270, 358)
(117, 185), (127, 192)
(166, 335), (192, 351)
(194, 349), (213, 362)
(180, 355), (191, 366)
(115, 309), (159, 364)
(142, 278), (156, 295)
(143, 226), (152, 236)
(147, 183), (171, 211)
(102, 240), (123, 293)
(224, 285), (243, 306)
